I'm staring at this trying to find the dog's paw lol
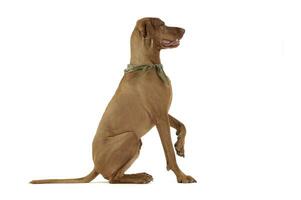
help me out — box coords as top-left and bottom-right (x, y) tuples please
(175, 127), (186, 157)
(177, 175), (197, 183)
(175, 139), (185, 157)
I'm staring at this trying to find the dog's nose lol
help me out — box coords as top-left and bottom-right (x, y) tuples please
(178, 28), (185, 38)
(179, 28), (185, 34)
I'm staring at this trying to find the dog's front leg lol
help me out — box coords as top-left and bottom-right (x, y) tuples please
(156, 115), (196, 183)
(168, 114), (186, 157)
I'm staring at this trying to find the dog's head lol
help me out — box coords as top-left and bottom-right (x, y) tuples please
(133, 17), (185, 50)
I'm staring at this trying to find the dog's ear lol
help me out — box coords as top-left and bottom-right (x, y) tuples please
(136, 20), (152, 38)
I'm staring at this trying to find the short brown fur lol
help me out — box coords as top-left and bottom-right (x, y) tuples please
(31, 17), (196, 184)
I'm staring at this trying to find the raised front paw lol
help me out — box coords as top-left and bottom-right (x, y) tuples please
(177, 174), (197, 183)
(175, 140), (185, 157)
(174, 126), (186, 157)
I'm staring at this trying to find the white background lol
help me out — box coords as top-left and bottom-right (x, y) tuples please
(0, 0), (300, 199)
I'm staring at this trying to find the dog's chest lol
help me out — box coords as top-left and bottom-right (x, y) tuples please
(165, 83), (173, 109)
(126, 69), (173, 111)
(154, 79), (173, 110)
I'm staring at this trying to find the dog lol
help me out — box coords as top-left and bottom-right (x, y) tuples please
(31, 17), (196, 184)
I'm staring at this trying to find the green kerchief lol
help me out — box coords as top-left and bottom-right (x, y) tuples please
(124, 64), (169, 85)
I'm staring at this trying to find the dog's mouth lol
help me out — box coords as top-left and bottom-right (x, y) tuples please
(161, 39), (180, 48)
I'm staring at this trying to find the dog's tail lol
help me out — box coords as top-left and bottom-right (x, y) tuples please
(30, 168), (98, 184)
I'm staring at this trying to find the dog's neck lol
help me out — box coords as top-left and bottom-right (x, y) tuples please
(130, 50), (161, 65)
(130, 32), (161, 65)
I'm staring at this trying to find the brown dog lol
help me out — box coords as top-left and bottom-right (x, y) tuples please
(31, 17), (196, 184)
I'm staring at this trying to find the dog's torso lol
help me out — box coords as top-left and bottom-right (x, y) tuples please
(95, 68), (172, 139)
(91, 68), (172, 174)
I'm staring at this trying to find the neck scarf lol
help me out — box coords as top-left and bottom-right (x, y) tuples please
(124, 64), (169, 85)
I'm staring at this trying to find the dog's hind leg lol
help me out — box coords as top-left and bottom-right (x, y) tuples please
(110, 172), (153, 184)
(109, 135), (153, 184)
(93, 131), (153, 184)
